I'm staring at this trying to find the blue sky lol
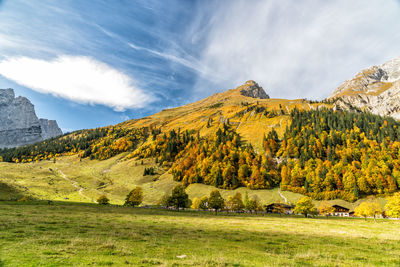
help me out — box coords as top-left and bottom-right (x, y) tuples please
(1, 0), (400, 132)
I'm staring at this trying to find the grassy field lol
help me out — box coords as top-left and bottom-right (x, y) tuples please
(1, 202), (399, 267)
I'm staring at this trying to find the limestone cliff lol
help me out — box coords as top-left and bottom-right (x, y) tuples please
(39, 119), (63, 140)
(0, 89), (62, 148)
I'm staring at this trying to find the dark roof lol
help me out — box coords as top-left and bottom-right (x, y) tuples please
(266, 203), (294, 209)
(332, 205), (350, 211)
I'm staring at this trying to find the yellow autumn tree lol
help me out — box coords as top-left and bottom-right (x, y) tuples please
(385, 192), (400, 218)
(354, 199), (382, 222)
(293, 196), (316, 217)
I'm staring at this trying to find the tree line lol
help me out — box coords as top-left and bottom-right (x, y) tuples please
(97, 184), (400, 219)
(0, 127), (149, 162)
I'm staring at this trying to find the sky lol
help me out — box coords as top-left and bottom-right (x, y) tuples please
(0, 0), (400, 132)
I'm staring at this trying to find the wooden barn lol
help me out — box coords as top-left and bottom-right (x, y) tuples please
(332, 205), (350, 217)
(265, 203), (294, 214)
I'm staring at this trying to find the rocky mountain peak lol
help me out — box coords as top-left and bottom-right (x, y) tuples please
(0, 88), (63, 148)
(379, 56), (400, 82)
(329, 56), (400, 120)
(0, 88), (15, 105)
(238, 80), (270, 99)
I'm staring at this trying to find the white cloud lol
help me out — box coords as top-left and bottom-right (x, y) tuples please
(0, 55), (153, 111)
(192, 0), (400, 100)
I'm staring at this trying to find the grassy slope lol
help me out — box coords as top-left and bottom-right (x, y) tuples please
(0, 153), (386, 210)
(0, 154), (296, 205)
(1, 202), (400, 267)
(0, 155), (176, 205)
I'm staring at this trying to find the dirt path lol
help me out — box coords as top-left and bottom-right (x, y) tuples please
(57, 169), (96, 203)
(278, 188), (287, 203)
(236, 121), (242, 131)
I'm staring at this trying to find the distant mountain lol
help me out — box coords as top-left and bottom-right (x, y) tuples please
(329, 56), (400, 119)
(0, 89), (62, 148)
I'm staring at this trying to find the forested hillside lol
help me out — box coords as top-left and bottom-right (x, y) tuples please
(1, 80), (400, 202)
(0, 127), (148, 162)
(276, 108), (400, 201)
(1, 105), (399, 202)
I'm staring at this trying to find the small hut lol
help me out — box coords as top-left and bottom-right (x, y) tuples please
(265, 203), (294, 214)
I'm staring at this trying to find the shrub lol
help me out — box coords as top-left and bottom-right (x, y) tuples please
(97, 195), (110, 205)
(18, 196), (28, 202)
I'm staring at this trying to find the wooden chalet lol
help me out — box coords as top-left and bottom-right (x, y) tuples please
(332, 205), (350, 217)
(266, 203), (294, 214)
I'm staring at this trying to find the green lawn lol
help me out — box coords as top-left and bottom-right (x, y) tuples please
(1, 202), (399, 266)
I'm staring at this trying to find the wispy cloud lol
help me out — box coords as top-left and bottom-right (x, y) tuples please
(192, 0), (400, 99)
(0, 55), (154, 111)
(127, 42), (207, 75)
(94, 23), (208, 76)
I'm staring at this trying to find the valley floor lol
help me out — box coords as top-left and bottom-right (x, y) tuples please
(1, 202), (399, 266)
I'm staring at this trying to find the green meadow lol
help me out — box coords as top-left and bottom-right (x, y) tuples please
(1, 201), (399, 267)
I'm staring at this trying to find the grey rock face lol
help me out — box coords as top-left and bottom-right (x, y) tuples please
(240, 80), (270, 99)
(40, 119), (63, 140)
(329, 56), (400, 119)
(0, 89), (62, 148)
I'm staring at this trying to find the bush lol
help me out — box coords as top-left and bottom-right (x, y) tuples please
(18, 196), (28, 202)
(97, 195), (110, 205)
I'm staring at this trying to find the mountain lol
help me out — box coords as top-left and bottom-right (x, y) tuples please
(119, 80), (316, 150)
(0, 89), (63, 148)
(39, 119), (63, 140)
(1, 80), (399, 204)
(329, 56), (400, 119)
